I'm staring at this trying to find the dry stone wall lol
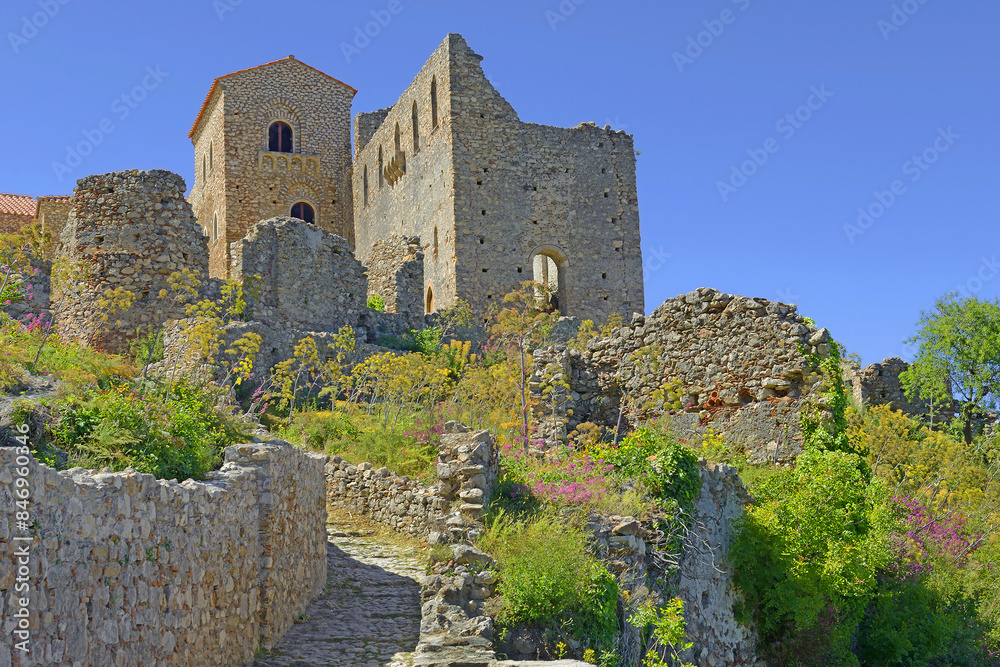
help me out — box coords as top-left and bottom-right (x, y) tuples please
(0, 439), (326, 667)
(53, 170), (209, 355)
(325, 422), (498, 542)
(531, 288), (831, 462)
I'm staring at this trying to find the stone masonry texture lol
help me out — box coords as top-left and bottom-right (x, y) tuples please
(352, 34), (644, 323)
(366, 235), (425, 328)
(531, 287), (833, 462)
(53, 170), (209, 355)
(188, 56), (356, 278)
(229, 216), (367, 332)
(0, 439), (327, 667)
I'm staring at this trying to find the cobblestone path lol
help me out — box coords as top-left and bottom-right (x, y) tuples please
(252, 519), (425, 667)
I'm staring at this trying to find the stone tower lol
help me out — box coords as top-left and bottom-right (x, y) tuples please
(55, 170), (209, 354)
(352, 34), (644, 324)
(188, 56), (356, 277)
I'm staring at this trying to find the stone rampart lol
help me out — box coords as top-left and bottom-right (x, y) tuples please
(531, 288), (831, 462)
(230, 216), (367, 332)
(0, 439), (326, 667)
(53, 170), (209, 355)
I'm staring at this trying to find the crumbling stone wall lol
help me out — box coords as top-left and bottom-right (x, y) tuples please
(677, 462), (761, 667)
(0, 439), (327, 667)
(842, 357), (932, 417)
(352, 33), (644, 323)
(366, 235), (425, 325)
(53, 170), (209, 354)
(325, 422), (498, 542)
(531, 288), (831, 462)
(230, 216), (367, 332)
(35, 196), (72, 258)
(188, 56), (356, 277)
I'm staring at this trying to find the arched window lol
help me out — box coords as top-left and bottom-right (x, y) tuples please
(268, 121), (293, 153)
(394, 123), (401, 153)
(532, 250), (564, 313)
(212, 213), (218, 241)
(202, 155), (207, 182)
(290, 202), (315, 223)
(378, 146), (384, 188)
(430, 76), (438, 129)
(363, 165), (369, 206)
(433, 226), (438, 256)
(412, 102), (420, 153)
(208, 142), (213, 172)
(425, 285), (434, 314)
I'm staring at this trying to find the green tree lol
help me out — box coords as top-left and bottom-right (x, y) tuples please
(900, 293), (1000, 443)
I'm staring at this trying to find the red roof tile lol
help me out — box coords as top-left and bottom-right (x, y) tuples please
(0, 193), (37, 218)
(189, 56), (357, 139)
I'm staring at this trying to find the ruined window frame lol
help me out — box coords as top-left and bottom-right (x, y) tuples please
(290, 201), (315, 224)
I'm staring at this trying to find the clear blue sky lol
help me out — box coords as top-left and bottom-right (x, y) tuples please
(2, 0), (997, 365)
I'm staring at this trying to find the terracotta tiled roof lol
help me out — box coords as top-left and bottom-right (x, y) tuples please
(189, 56), (357, 139)
(0, 193), (37, 218)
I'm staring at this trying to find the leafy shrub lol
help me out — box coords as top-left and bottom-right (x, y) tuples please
(478, 511), (619, 657)
(729, 449), (897, 664)
(54, 380), (226, 480)
(367, 294), (386, 311)
(596, 427), (702, 509)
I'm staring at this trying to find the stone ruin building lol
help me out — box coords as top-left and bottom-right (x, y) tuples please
(187, 33), (644, 324)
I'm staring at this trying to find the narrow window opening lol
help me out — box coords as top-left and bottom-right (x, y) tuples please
(430, 76), (438, 129)
(602, 272), (607, 279)
(604, 191), (609, 198)
(481, 209), (486, 216)
(268, 121), (293, 153)
(378, 146), (384, 188)
(412, 101), (420, 153)
(291, 202), (315, 223)
(611, 217), (617, 224)
(483, 167), (489, 173)
(426, 286), (434, 314)
(212, 214), (218, 241)
(477, 179), (483, 186)
(482, 267), (488, 273)
(394, 123), (401, 153)
(601, 167), (606, 174)
(517, 266), (523, 273)
(433, 227), (438, 256)
(363, 166), (369, 206)
(478, 236), (485, 244)
(208, 142), (213, 172)
(202, 156), (206, 182)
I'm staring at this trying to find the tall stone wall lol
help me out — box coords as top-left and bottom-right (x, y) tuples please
(352, 34), (457, 311)
(35, 197), (72, 258)
(0, 439), (327, 667)
(53, 170), (209, 354)
(230, 216), (367, 332)
(366, 235), (425, 325)
(189, 56), (356, 277)
(531, 288), (831, 462)
(0, 213), (33, 236)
